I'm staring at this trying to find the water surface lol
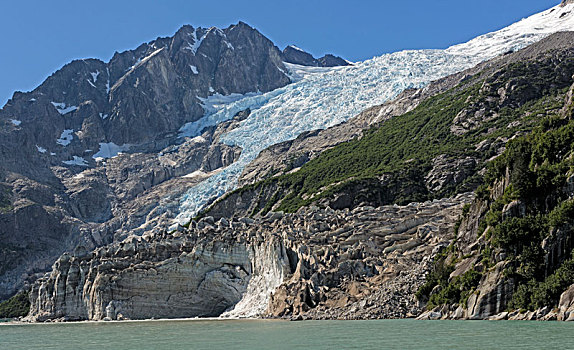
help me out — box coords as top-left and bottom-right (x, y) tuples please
(1, 319), (572, 349)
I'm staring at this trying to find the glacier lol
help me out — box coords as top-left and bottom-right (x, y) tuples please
(175, 3), (574, 223)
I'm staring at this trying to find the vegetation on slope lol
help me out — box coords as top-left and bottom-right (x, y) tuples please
(419, 104), (574, 311)
(0, 293), (30, 319)
(206, 51), (574, 217)
(0, 184), (12, 214)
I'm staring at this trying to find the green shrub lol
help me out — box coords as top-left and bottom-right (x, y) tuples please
(0, 293), (30, 319)
(426, 270), (483, 309)
(549, 199), (574, 227)
(509, 252), (574, 310)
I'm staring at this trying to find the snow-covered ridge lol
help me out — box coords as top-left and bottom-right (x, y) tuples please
(446, 4), (574, 57)
(174, 3), (574, 223)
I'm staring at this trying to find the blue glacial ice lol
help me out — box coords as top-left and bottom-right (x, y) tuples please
(175, 4), (574, 223)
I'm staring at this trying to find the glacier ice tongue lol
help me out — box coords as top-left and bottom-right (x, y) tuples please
(175, 3), (574, 223)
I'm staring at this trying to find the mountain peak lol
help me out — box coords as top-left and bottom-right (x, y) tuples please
(282, 45), (350, 67)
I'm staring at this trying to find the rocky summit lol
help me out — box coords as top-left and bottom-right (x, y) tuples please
(3, 2), (574, 324)
(281, 45), (350, 67)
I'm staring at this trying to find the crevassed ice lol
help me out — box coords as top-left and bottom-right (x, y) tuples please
(178, 92), (263, 137)
(175, 3), (574, 223)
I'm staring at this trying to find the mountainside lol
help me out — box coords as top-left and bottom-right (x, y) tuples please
(173, 3), (574, 224)
(203, 32), (574, 219)
(25, 33), (574, 320)
(0, 22), (348, 300)
(3, 2), (574, 322)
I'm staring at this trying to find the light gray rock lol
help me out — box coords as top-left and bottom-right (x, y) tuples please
(25, 193), (473, 321)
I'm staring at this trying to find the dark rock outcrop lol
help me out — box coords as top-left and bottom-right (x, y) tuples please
(282, 45), (350, 67)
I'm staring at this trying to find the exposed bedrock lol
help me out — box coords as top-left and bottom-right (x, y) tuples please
(25, 193), (472, 321)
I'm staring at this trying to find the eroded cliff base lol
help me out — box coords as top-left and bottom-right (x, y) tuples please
(25, 194), (472, 322)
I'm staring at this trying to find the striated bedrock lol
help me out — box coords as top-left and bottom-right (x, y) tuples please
(26, 228), (290, 322)
(25, 193), (472, 321)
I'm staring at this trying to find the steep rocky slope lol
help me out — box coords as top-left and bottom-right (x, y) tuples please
(0, 22), (303, 300)
(25, 193), (471, 321)
(417, 76), (574, 321)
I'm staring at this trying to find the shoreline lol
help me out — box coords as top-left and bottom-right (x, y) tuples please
(1, 314), (571, 325)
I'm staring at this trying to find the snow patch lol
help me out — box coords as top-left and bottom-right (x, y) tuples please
(111, 48), (164, 92)
(36, 145), (47, 153)
(184, 28), (208, 55)
(62, 156), (88, 167)
(90, 71), (100, 83)
(56, 129), (74, 146)
(51, 102), (77, 115)
(189, 65), (199, 74)
(287, 45), (305, 52)
(92, 142), (132, 161)
(183, 170), (206, 179)
(99, 113), (109, 119)
(9, 119), (21, 126)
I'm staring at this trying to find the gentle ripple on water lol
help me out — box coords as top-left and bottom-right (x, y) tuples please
(1, 319), (573, 350)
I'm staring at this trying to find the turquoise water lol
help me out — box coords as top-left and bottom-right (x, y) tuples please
(1, 319), (573, 349)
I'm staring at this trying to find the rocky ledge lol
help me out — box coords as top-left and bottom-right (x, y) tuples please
(25, 193), (473, 322)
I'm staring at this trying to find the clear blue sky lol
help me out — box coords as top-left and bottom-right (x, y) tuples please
(0, 0), (561, 107)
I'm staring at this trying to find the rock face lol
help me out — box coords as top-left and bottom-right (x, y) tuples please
(27, 231), (288, 321)
(25, 193), (472, 321)
(465, 261), (515, 319)
(0, 22), (293, 300)
(282, 45), (350, 67)
(425, 155), (478, 194)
